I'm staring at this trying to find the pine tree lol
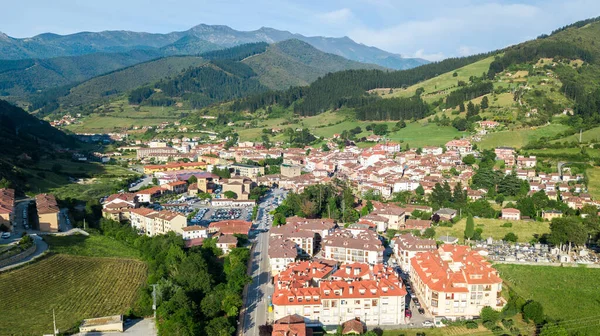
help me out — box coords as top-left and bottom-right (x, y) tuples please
(465, 216), (475, 241)
(459, 102), (465, 112)
(481, 96), (489, 109)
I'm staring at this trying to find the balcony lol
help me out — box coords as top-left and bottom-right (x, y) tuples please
(496, 297), (507, 308)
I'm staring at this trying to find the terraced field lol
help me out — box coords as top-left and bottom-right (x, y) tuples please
(0, 254), (147, 335)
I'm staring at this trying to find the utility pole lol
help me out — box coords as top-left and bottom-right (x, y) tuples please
(151, 284), (158, 319)
(580, 129), (583, 143)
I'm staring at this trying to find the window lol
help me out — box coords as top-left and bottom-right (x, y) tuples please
(323, 300), (330, 308)
(355, 300), (361, 305)
(332, 300), (338, 308)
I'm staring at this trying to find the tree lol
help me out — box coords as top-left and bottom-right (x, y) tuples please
(459, 102), (465, 112)
(415, 185), (425, 196)
(152, 177), (159, 185)
(205, 316), (235, 336)
(462, 154), (476, 165)
(522, 300), (544, 324)
(481, 306), (500, 323)
(261, 134), (272, 149)
(549, 217), (587, 248)
(372, 124), (389, 136)
(465, 216), (475, 240)
(503, 232), (518, 242)
(423, 227), (436, 238)
(481, 96), (489, 109)
(540, 323), (568, 336)
(223, 191), (238, 199)
(495, 194), (505, 205)
(466, 101), (477, 118)
(51, 163), (63, 173)
(187, 175), (198, 185)
(321, 143), (330, 152)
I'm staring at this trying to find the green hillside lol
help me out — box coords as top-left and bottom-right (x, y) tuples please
(0, 49), (161, 98)
(244, 39), (384, 89)
(60, 56), (208, 108)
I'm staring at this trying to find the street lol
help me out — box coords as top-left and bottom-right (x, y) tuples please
(240, 188), (286, 336)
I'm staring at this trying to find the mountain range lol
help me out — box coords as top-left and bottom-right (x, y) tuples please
(0, 24), (428, 70)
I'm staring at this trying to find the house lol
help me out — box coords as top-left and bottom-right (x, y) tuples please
(135, 186), (165, 203)
(501, 208), (521, 221)
(392, 233), (436, 273)
(411, 245), (505, 320)
(281, 164), (303, 177)
(341, 318), (365, 335)
(371, 202), (406, 230)
(216, 234), (238, 254)
(445, 140), (472, 155)
(272, 315), (310, 336)
(101, 192), (139, 222)
(435, 208), (457, 222)
(35, 193), (60, 232)
(208, 220), (252, 235)
(542, 210), (563, 221)
(163, 180), (187, 194)
(0, 188), (15, 231)
(403, 219), (432, 232)
(182, 225), (209, 240)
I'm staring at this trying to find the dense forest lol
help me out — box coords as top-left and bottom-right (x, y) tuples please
(355, 96), (429, 121)
(445, 82), (494, 108)
(200, 42), (268, 61)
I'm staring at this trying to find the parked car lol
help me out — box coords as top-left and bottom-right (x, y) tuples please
(1, 232), (11, 239)
(418, 308), (425, 314)
(422, 320), (434, 327)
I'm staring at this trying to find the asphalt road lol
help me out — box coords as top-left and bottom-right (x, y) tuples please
(128, 175), (153, 192)
(241, 188), (286, 336)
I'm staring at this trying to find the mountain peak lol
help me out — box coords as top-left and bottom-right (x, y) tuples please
(0, 31), (11, 41)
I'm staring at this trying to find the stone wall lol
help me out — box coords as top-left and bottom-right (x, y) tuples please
(0, 244), (37, 268)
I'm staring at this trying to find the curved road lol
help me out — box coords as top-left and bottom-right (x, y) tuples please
(0, 234), (48, 272)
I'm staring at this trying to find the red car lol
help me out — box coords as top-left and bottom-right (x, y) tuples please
(405, 309), (412, 318)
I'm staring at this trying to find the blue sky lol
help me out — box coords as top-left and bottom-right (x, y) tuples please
(4, 0), (600, 61)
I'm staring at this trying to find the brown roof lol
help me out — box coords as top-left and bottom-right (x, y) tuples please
(217, 234), (238, 244)
(209, 220), (251, 235)
(342, 319), (364, 334)
(35, 193), (59, 214)
(321, 229), (384, 251)
(0, 188), (15, 214)
(269, 236), (299, 259)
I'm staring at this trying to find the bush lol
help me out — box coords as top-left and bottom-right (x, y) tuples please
(503, 232), (518, 242)
(522, 300), (544, 324)
(481, 306), (500, 323)
(501, 222), (512, 228)
(466, 320), (479, 329)
(491, 326), (504, 334)
(483, 320), (495, 330)
(501, 319), (514, 328)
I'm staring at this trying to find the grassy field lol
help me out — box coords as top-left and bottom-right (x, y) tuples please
(587, 167), (600, 200)
(64, 99), (185, 133)
(376, 57), (495, 101)
(0, 254), (147, 335)
(435, 218), (550, 243)
(551, 126), (600, 143)
(495, 264), (600, 323)
(478, 123), (570, 149)
(44, 234), (141, 259)
(22, 159), (138, 201)
(386, 122), (467, 148)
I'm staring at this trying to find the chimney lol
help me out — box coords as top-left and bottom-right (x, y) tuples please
(312, 267), (316, 274)
(346, 266), (351, 275)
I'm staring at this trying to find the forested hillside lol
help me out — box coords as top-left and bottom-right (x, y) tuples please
(0, 100), (77, 193)
(0, 49), (161, 97)
(243, 39), (384, 89)
(231, 18), (600, 126)
(59, 56), (208, 108)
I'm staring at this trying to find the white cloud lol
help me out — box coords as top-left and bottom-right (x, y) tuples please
(413, 49), (446, 62)
(317, 8), (354, 24)
(348, 2), (545, 59)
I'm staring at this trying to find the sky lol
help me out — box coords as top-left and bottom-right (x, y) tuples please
(3, 0), (600, 61)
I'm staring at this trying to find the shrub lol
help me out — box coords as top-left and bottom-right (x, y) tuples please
(491, 326), (504, 334)
(501, 319), (514, 328)
(466, 320), (479, 329)
(522, 300), (544, 324)
(503, 232), (518, 242)
(483, 320), (495, 330)
(481, 306), (500, 323)
(501, 222), (513, 228)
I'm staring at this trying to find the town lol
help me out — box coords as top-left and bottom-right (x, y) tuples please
(2, 131), (597, 335)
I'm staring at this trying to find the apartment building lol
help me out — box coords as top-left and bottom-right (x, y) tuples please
(445, 140), (472, 155)
(392, 233), (436, 273)
(410, 245), (505, 320)
(321, 229), (384, 264)
(269, 235), (299, 275)
(35, 193), (60, 232)
(129, 208), (186, 236)
(0, 188), (15, 230)
(230, 163), (265, 178)
(370, 203), (406, 231)
(208, 219), (252, 235)
(281, 164), (302, 177)
(221, 177), (256, 200)
(272, 262), (406, 327)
